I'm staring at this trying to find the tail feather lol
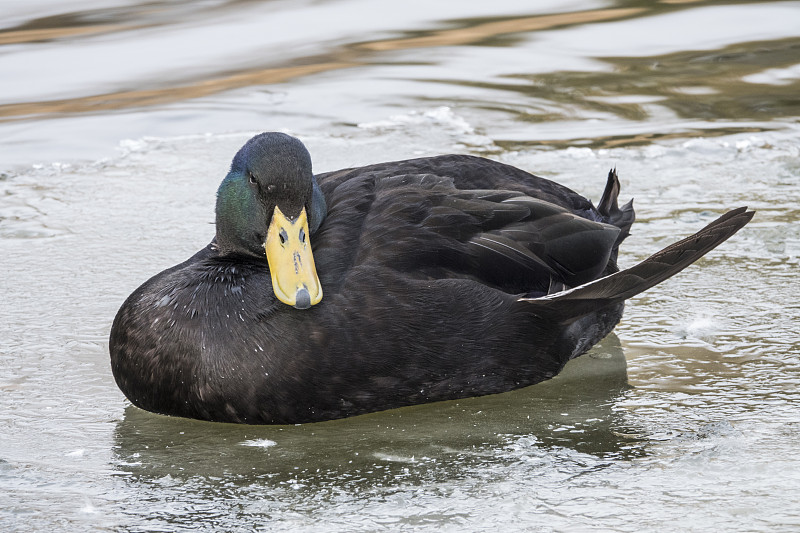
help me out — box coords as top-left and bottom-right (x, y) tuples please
(520, 207), (754, 323)
(597, 168), (635, 247)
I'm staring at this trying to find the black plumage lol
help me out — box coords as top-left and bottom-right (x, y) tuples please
(109, 132), (753, 424)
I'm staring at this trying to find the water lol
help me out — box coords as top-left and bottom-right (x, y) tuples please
(2, 1), (800, 531)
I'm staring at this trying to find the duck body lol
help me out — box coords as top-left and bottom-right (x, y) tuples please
(110, 133), (752, 424)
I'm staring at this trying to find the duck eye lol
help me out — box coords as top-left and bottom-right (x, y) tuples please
(266, 184), (276, 193)
(279, 229), (288, 245)
(248, 172), (256, 184)
(299, 228), (306, 243)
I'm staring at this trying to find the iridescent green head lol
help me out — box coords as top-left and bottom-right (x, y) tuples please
(215, 132), (327, 309)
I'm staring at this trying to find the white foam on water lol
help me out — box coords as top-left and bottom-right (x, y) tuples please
(743, 63), (800, 86)
(240, 438), (278, 449)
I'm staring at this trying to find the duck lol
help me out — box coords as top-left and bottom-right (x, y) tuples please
(109, 132), (753, 424)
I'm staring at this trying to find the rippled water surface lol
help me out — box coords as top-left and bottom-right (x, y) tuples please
(2, 1), (800, 531)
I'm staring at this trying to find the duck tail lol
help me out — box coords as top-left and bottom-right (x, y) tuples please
(520, 207), (754, 324)
(597, 168), (635, 248)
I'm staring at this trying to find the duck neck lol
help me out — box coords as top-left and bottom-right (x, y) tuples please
(214, 172), (327, 257)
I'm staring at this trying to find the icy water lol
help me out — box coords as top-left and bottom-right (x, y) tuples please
(2, 1), (800, 531)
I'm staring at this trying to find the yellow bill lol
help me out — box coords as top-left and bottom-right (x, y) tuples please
(265, 205), (323, 309)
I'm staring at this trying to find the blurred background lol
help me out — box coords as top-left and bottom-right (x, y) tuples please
(2, 1), (799, 531)
(2, 0), (799, 169)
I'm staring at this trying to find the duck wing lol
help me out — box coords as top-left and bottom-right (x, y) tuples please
(315, 171), (623, 296)
(320, 154), (602, 216)
(520, 207), (755, 323)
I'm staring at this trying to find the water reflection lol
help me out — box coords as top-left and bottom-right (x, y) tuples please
(2, 1), (798, 168)
(0, 5), (647, 120)
(113, 335), (643, 491)
(3, 2), (798, 126)
(486, 36), (800, 149)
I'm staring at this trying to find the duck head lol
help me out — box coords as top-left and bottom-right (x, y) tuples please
(215, 132), (327, 309)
